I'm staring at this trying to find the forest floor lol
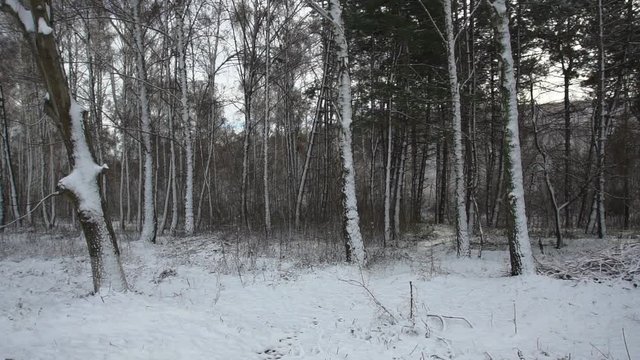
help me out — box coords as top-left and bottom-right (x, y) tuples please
(0, 227), (639, 360)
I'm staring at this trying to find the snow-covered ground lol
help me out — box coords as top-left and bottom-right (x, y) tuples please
(1, 231), (638, 359)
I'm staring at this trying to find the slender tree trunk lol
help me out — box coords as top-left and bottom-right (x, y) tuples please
(169, 108), (179, 235)
(490, 0), (535, 275)
(308, 0), (366, 265)
(1, 86), (21, 226)
(383, 105), (393, 246)
(595, 0), (607, 239)
(563, 70), (572, 229)
(132, 0), (157, 243)
(444, 0), (470, 256)
(295, 32), (332, 231)
(263, 0), (272, 236)
(531, 99), (563, 248)
(177, 1), (194, 236)
(393, 134), (407, 242)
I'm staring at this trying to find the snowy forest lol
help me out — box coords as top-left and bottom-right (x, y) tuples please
(0, 0), (639, 358)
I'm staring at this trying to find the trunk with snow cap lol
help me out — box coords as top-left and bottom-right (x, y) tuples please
(0, 0), (127, 292)
(490, 0), (535, 276)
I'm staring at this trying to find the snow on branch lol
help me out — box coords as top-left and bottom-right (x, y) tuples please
(57, 100), (109, 218)
(539, 241), (640, 284)
(1, 0), (53, 34)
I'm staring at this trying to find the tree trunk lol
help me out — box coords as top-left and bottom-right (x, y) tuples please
(1, 86), (21, 226)
(262, 0), (272, 236)
(177, 1), (194, 236)
(393, 133), (407, 242)
(490, 0), (535, 275)
(1, 0), (127, 292)
(308, 0), (366, 265)
(444, 0), (470, 256)
(595, 0), (607, 239)
(132, 0), (157, 243)
(383, 104), (393, 246)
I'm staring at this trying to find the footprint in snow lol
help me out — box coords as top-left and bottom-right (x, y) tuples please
(257, 335), (299, 359)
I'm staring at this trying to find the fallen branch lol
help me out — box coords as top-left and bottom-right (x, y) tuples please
(538, 241), (640, 284)
(339, 271), (397, 324)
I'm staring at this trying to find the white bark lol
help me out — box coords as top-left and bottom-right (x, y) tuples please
(263, 0), (271, 236)
(595, 0), (606, 239)
(443, 0), (469, 257)
(383, 115), (392, 246)
(177, 2), (194, 235)
(132, 0), (157, 243)
(169, 110), (179, 234)
(326, 0), (366, 265)
(491, 0), (535, 275)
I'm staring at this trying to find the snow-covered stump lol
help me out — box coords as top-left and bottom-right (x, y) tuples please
(490, 0), (535, 276)
(1, 0), (128, 292)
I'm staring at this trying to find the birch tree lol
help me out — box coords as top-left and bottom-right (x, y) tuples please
(177, 0), (194, 235)
(307, 0), (365, 265)
(490, 0), (535, 275)
(0, 0), (127, 292)
(594, 0), (606, 239)
(443, 0), (470, 257)
(263, 0), (271, 236)
(131, 0), (157, 243)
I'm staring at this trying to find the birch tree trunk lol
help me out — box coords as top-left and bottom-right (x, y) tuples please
(595, 0), (607, 239)
(1, 0), (127, 292)
(132, 0), (157, 243)
(443, 0), (470, 257)
(383, 110), (392, 247)
(309, 0), (366, 265)
(262, 0), (272, 236)
(1, 86), (21, 226)
(490, 0), (535, 275)
(177, 0), (194, 236)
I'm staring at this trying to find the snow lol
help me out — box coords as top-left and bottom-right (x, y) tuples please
(37, 17), (52, 34)
(4, 0), (35, 32)
(57, 101), (106, 213)
(1, 234), (638, 359)
(56, 100), (126, 292)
